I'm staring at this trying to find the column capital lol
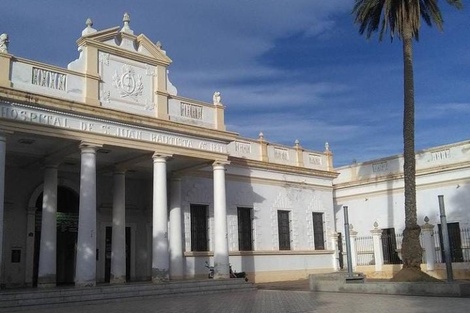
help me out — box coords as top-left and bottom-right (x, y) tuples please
(113, 166), (127, 174)
(152, 152), (172, 160)
(44, 163), (59, 170)
(79, 141), (102, 150)
(212, 160), (230, 168)
(170, 174), (182, 182)
(0, 129), (13, 138)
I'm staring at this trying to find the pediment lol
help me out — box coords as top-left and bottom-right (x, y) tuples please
(77, 23), (172, 66)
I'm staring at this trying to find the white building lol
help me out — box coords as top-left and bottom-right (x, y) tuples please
(334, 140), (470, 274)
(0, 15), (338, 288)
(0, 15), (468, 289)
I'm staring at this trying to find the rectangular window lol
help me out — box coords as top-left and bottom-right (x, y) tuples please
(237, 207), (253, 251)
(190, 204), (208, 251)
(312, 212), (325, 250)
(277, 210), (291, 250)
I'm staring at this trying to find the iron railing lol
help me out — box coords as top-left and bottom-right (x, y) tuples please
(353, 227), (470, 265)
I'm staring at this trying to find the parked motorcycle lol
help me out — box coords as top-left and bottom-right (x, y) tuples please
(205, 261), (214, 279)
(205, 262), (248, 281)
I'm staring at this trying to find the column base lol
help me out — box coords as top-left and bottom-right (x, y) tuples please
(152, 268), (169, 282)
(110, 275), (126, 284)
(37, 274), (56, 288)
(75, 281), (96, 287)
(37, 282), (56, 289)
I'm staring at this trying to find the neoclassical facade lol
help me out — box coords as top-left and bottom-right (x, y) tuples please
(0, 15), (338, 288)
(1, 15), (468, 289)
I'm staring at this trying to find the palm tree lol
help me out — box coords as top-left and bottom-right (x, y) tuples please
(352, 0), (462, 277)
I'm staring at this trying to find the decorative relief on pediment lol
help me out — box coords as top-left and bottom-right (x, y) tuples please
(144, 99), (153, 111)
(112, 64), (144, 101)
(99, 52), (110, 66)
(98, 52), (154, 115)
(101, 90), (110, 103)
(145, 64), (156, 77)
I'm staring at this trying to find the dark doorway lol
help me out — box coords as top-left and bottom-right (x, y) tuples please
(34, 186), (79, 286)
(381, 228), (401, 264)
(237, 207), (253, 251)
(438, 222), (463, 262)
(190, 204), (208, 251)
(104, 226), (131, 283)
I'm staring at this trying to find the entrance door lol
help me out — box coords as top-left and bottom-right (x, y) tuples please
(438, 222), (463, 262)
(34, 186), (79, 286)
(381, 228), (401, 264)
(104, 226), (131, 283)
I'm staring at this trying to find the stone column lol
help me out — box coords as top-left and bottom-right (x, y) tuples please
(25, 207), (37, 287)
(213, 161), (230, 279)
(111, 169), (126, 284)
(38, 165), (58, 287)
(169, 177), (184, 280)
(0, 133), (6, 286)
(349, 225), (358, 270)
(152, 153), (171, 282)
(75, 143), (99, 287)
(329, 232), (339, 271)
(421, 216), (436, 271)
(370, 222), (384, 272)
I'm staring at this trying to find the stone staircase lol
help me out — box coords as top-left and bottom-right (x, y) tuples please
(0, 279), (255, 312)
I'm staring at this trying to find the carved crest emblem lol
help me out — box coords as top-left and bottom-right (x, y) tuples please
(113, 64), (143, 100)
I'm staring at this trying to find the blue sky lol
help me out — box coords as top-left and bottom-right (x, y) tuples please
(2, 1), (469, 166)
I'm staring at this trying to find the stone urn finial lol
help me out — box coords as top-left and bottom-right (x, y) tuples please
(121, 12), (134, 34)
(0, 33), (9, 53)
(81, 18), (96, 36)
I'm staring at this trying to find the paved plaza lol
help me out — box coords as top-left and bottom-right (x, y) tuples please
(13, 289), (469, 313)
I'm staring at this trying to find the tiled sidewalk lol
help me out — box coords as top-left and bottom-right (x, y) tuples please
(16, 287), (469, 313)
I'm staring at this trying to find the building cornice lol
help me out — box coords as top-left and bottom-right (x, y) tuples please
(0, 86), (238, 143)
(229, 157), (339, 179)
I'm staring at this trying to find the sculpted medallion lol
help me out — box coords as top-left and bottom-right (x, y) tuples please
(112, 64), (144, 100)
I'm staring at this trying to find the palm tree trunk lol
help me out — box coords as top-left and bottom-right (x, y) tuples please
(400, 23), (422, 270)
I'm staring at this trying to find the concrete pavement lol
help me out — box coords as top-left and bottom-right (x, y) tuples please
(12, 288), (469, 313)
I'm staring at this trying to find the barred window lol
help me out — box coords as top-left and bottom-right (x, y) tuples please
(190, 204), (208, 251)
(237, 207), (253, 251)
(312, 212), (325, 250)
(277, 210), (290, 250)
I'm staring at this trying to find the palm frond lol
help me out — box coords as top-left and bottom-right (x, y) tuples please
(352, 0), (463, 41)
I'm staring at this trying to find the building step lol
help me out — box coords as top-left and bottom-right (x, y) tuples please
(0, 279), (255, 312)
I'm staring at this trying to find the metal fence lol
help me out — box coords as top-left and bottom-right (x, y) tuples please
(354, 227), (470, 266)
(355, 235), (373, 266)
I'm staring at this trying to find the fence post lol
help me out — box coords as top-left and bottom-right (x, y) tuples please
(370, 222), (384, 272)
(349, 225), (358, 270)
(421, 216), (436, 271)
(329, 232), (339, 271)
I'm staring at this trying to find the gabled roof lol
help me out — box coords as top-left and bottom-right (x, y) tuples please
(75, 15), (172, 66)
